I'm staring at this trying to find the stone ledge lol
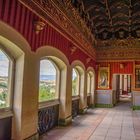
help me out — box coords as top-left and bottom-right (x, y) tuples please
(24, 133), (39, 140)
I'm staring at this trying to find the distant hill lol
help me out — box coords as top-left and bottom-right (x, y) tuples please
(40, 75), (56, 81)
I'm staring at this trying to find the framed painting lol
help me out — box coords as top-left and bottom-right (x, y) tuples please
(98, 66), (110, 89)
(134, 65), (140, 90)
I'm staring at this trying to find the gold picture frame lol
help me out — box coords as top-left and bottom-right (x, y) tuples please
(98, 66), (110, 89)
(134, 65), (140, 90)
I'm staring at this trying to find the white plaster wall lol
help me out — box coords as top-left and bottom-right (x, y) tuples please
(132, 91), (140, 106)
(96, 90), (113, 104)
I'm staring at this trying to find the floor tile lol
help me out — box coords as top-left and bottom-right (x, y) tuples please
(40, 101), (139, 140)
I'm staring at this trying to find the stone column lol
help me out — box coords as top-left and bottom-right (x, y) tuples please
(12, 53), (39, 140)
(124, 75), (128, 93)
(79, 71), (87, 114)
(90, 73), (95, 108)
(120, 75), (122, 95)
(58, 65), (72, 125)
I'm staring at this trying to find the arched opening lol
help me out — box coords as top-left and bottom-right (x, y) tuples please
(37, 46), (70, 135)
(39, 59), (58, 102)
(72, 68), (80, 96)
(71, 61), (85, 118)
(0, 35), (29, 140)
(87, 70), (95, 108)
(0, 22), (38, 140)
(87, 72), (92, 94)
(0, 49), (13, 109)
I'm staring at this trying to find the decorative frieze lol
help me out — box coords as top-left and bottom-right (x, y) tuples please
(97, 48), (140, 60)
(96, 37), (140, 49)
(19, 0), (95, 59)
(96, 37), (140, 60)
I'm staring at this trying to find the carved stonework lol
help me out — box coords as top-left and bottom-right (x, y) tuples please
(97, 48), (140, 60)
(70, 46), (77, 55)
(96, 37), (140, 60)
(86, 58), (91, 64)
(19, 0), (95, 59)
(34, 20), (45, 34)
(96, 37), (140, 49)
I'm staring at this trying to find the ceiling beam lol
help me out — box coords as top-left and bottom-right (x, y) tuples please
(129, 0), (132, 35)
(86, 5), (97, 12)
(104, 0), (113, 28)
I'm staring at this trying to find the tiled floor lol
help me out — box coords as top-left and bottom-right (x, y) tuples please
(40, 101), (140, 140)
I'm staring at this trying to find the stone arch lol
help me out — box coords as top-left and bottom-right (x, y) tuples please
(87, 67), (96, 106)
(0, 21), (38, 139)
(36, 46), (71, 126)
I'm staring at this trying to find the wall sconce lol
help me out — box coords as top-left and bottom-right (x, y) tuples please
(34, 20), (46, 34)
(86, 58), (91, 64)
(120, 63), (126, 69)
(70, 46), (77, 55)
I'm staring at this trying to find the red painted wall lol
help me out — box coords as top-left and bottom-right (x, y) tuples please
(96, 61), (134, 89)
(0, 0), (95, 69)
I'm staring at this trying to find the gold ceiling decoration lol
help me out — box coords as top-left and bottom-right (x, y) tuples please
(96, 37), (140, 49)
(96, 37), (140, 60)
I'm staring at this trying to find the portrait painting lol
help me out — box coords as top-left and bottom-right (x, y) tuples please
(98, 67), (110, 89)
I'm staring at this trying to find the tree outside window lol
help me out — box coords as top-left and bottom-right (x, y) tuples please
(39, 59), (57, 102)
(0, 49), (11, 108)
(72, 68), (79, 96)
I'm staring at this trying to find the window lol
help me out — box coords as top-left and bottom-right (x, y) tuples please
(0, 49), (13, 109)
(87, 71), (95, 95)
(72, 68), (79, 96)
(87, 73), (91, 94)
(39, 59), (58, 102)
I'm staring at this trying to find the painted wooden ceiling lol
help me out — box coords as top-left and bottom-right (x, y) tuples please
(71, 0), (140, 40)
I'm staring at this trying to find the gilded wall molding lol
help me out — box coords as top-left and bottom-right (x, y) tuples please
(96, 37), (140, 49)
(18, 0), (96, 59)
(96, 37), (140, 60)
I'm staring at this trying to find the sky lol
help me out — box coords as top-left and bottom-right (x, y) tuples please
(72, 69), (77, 80)
(0, 50), (9, 77)
(0, 50), (79, 78)
(0, 50), (56, 77)
(40, 59), (56, 75)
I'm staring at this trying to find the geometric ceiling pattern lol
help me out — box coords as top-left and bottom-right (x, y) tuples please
(72, 0), (140, 40)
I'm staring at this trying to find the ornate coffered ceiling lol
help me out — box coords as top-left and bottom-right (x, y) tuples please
(73, 0), (140, 40)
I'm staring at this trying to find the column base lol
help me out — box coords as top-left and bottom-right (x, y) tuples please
(89, 104), (95, 108)
(95, 103), (113, 108)
(24, 133), (39, 140)
(58, 116), (72, 126)
(79, 107), (87, 114)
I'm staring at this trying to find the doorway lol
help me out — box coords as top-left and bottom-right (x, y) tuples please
(112, 74), (132, 104)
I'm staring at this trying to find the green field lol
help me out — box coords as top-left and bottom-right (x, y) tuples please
(0, 81), (8, 108)
(39, 83), (56, 102)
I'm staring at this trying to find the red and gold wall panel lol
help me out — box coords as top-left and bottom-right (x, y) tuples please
(0, 0), (95, 69)
(96, 61), (134, 89)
